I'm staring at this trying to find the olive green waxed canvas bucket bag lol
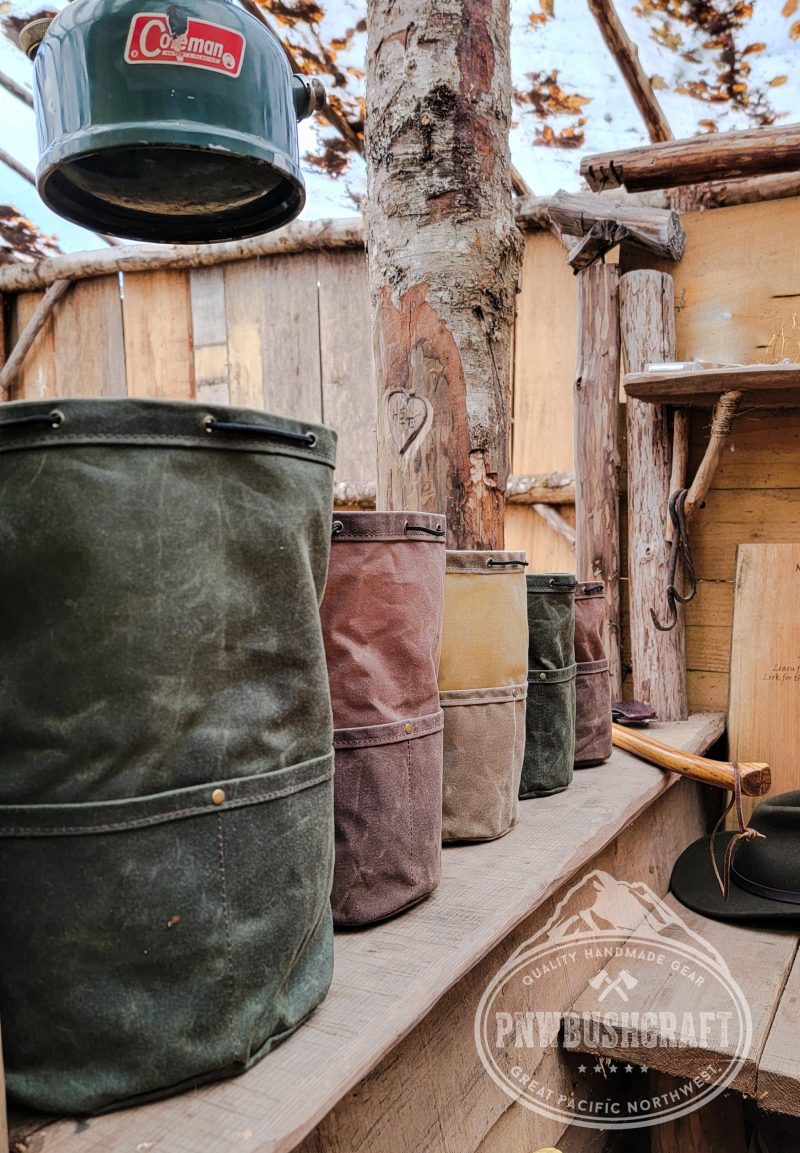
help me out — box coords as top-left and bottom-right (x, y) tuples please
(519, 573), (577, 799)
(0, 398), (337, 1115)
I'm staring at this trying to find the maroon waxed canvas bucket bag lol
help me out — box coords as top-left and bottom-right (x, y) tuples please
(574, 581), (613, 767)
(320, 511), (446, 926)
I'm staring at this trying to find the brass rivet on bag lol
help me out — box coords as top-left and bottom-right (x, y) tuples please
(211, 788), (226, 805)
(405, 722), (413, 734)
(539, 672), (547, 681)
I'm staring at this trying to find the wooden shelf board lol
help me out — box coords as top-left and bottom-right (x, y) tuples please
(13, 713), (725, 1153)
(757, 948), (800, 1117)
(624, 365), (800, 407)
(567, 892), (799, 1097)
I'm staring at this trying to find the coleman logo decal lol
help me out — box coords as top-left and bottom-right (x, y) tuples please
(124, 13), (245, 77)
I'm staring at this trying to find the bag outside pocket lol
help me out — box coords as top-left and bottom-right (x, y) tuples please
(331, 711), (443, 926)
(0, 753), (334, 1116)
(440, 684), (527, 842)
(575, 658), (613, 767)
(520, 664), (577, 798)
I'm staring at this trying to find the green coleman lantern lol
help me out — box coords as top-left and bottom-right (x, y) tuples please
(21, 0), (326, 243)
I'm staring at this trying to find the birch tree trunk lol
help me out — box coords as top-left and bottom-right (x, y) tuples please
(365, 0), (523, 548)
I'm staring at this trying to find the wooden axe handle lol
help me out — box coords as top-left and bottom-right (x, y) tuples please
(611, 723), (770, 797)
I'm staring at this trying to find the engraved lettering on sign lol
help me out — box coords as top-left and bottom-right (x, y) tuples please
(762, 660), (800, 684)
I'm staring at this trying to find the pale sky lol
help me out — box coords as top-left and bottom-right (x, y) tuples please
(1, 0), (797, 253)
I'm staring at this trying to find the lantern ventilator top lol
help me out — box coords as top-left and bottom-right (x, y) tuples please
(21, 0), (326, 244)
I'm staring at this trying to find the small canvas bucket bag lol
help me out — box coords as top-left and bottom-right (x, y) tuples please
(438, 550), (528, 842)
(574, 581), (613, 767)
(519, 573), (577, 798)
(321, 511), (446, 926)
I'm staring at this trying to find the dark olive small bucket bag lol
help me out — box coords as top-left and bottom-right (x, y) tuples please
(0, 398), (338, 1115)
(519, 573), (577, 798)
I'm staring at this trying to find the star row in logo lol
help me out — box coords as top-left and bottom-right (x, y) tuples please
(577, 1063), (650, 1074)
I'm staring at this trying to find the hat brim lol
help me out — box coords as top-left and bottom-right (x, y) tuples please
(670, 832), (800, 924)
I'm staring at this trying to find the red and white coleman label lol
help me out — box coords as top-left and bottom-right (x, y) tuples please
(124, 12), (246, 77)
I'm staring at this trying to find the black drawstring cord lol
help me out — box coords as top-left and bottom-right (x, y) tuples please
(487, 558), (529, 567)
(404, 521), (445, 537)
(0, 410), (63, 431)
(203, 416), (317, 448)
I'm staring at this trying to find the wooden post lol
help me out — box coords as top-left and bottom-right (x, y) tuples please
(365, 0), (523, 548)
(574, 262), (622, 698)
(620, 270), (688, 720)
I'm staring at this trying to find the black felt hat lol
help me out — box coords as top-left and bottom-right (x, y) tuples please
(671, 791), (800, 923)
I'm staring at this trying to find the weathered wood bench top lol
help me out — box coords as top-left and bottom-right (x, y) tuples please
(567, 886), (800, 1117)
(12, 713), (725, 1153)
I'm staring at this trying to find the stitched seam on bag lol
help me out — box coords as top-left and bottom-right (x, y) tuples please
(333, 712), (444, 748)
(439, 686), (527, 706)
(406, 739), (415, 888)
(2, 769), (333, 835)
(0, 433), (335, 466)
(216, 812), (239, 1061)
(332, 534), (444, 543)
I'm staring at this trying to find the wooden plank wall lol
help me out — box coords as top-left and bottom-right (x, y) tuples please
(7, 249), (378, 486)
(4, 233), (580, 569)
(13, 200), (799, 712)
(508, 230), (578, 571)
(623, 196), (800, 712)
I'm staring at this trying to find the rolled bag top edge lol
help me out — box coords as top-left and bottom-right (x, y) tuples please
(0, 397), (337, 465)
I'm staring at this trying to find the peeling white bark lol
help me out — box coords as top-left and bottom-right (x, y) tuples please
(365, 0), (523, 548)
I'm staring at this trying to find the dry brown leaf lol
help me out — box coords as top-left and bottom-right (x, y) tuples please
(783, 0), (798, 16)
(791, 20), (800, 38)
(650, 73), (668, 90)
(770, 75), (789, 87)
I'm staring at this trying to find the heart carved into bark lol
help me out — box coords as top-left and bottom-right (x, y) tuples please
(386, 390), (433, 456)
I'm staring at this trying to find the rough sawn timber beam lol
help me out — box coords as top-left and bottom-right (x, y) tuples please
(581, 122), (800, 194)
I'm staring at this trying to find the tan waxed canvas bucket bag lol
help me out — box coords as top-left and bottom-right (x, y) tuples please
(438, 550), (528, 842)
